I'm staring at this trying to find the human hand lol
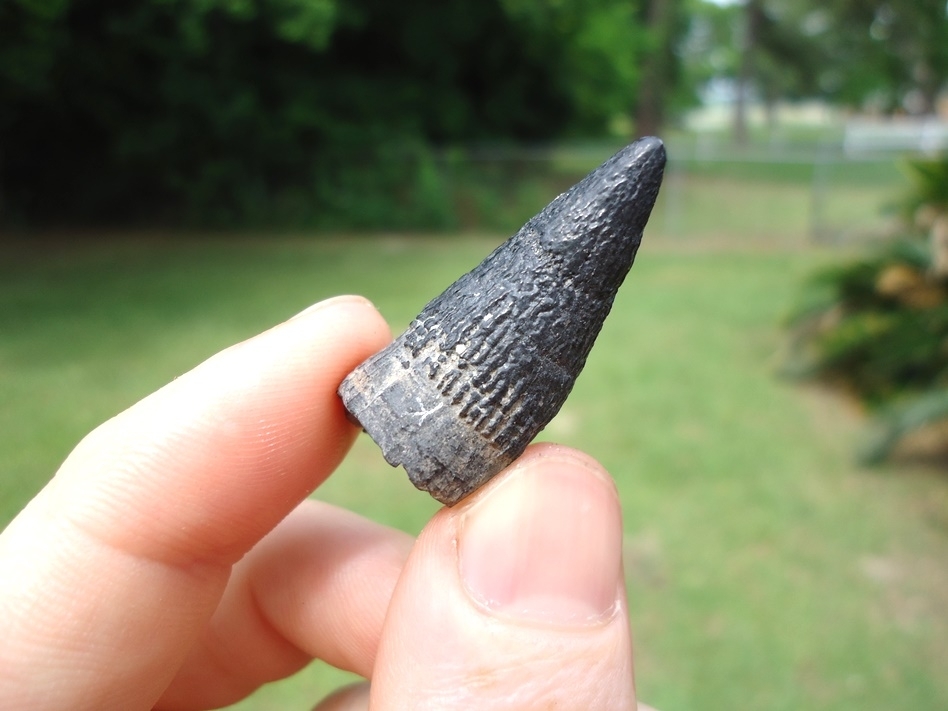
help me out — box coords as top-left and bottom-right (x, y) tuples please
(0, 295), (649, 710)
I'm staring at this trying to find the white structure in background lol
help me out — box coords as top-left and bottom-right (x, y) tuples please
(843, 118), (948, 157)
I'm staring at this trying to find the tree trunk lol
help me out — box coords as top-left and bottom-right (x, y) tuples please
(733, 0), (763, 146)
(634, 0), (676, 137)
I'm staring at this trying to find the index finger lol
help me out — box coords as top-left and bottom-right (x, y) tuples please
(0, 295), (390, 710)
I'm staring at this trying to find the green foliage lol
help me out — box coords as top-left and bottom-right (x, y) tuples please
(898, 156), (948, 222)
(859, 387), (948, 464)
(680, 0), (829, 108)
(782, 0), (948, 112)
(269, 0), (337, 49)
(498, 0), (648, 129)
(0, 0), (69, 99)
(680, 1), (740, 89)
(0, 0), (653, 228)
(784, 231), (948, 462)
(786, 146), (948, 464)
(682, 0), (948, 116)
(786, 241), (948, 394)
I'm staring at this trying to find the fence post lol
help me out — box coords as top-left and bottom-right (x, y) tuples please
(661, 141), (687, 237)
(809, 134), (836, 244)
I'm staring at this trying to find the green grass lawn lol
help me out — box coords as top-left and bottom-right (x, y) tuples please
(2, 235), (947, 710)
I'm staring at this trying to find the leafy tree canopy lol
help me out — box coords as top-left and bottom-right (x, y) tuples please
(683, 0), (948, 115)
(0, 0), (650, 227)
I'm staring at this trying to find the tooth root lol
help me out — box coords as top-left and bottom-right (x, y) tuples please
(338, 137), (667, 505)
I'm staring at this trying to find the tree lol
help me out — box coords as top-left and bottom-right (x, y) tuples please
(680, 0), (828, 143)
(0, 0), (654, 228)
(681, 0), (948, 144)
(633, 0), (689, 136)
(812, 0), (948, 114)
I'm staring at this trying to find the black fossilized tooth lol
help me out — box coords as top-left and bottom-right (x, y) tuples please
(339, 136), (666, 505)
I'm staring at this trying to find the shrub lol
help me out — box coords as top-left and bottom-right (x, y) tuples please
(785, 155), (948, 463)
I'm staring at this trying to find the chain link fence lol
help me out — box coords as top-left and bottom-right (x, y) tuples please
(439, 127), (929, 247)
(656, 131), (913, 246)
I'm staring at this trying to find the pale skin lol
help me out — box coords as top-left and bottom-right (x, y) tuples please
(0, 295), (656, 710)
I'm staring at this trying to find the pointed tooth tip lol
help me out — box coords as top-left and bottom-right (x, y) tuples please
(627, 135), (666, 166)
(638, 135), (665, 150)
(583, 137), (665, 194)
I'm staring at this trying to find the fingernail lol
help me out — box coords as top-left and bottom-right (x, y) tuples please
(458, 454), (623, 625)
(314, 681), (371, 710)
(289, 295), (376, 322)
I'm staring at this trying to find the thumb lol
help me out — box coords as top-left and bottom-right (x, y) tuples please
(369, 444), (636, 710)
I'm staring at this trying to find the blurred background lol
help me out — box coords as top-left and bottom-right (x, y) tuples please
(2, 0), (948, 709)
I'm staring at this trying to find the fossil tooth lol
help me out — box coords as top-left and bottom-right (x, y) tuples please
(338, 136), (666, 505)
